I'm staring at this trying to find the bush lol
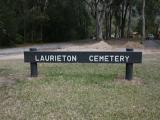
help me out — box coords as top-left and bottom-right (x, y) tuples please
(0, 29), (14, 47)
(15, 34), (24, 44)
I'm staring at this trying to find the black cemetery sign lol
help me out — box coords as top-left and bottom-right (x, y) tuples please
(24, 51), (142, 63)
(24, 48), (142, 80)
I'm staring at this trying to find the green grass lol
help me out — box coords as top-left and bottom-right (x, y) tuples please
(0, 54), (160, 120)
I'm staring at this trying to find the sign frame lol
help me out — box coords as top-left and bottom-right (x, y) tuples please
(24, 48), (142, 80)
(24, 51), (142, 64)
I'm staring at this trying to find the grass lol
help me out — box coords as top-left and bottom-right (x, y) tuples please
(0, 54), (160, 120)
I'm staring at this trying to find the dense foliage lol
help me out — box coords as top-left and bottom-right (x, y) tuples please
(0, 0), (159, 46)
(0, 0), (91, 46)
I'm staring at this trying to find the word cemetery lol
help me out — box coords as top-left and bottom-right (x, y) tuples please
(24, 48), (142, 80)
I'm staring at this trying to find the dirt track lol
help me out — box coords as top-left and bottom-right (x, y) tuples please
(144, 40), (160, 48)
(0, 40), (160, 60)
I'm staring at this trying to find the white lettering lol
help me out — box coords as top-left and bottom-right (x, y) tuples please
(89, 56), (93, 62)
(35, 55), (39, 62)
(94, 55), (98, 62)
(67, 56), (72, 62)
(120, 56), (125, 62)
(41, 56), (45, 61)
(57, 55), (61, 62)
(34, 54), (130, 63)
(104, 56), (109, 62)
(72, 56), (77, 62)
(110, 55), (114, 62)
(62, 55), (66, 61)
(125, 56), (130, 62)
(99, 56), (104, 61)
(50, 55), (54, 61)
(115, 56), (119, 62)
(45, 56), (50, 61)
(87, 55), (130, 63)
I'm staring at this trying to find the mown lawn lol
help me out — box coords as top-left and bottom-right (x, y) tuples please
(0, 54), (160, 120)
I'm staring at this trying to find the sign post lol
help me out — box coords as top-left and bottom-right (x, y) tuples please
(24, 48), (142, 80)
(30, 48), (38, 77)
(125, 48), (133, 80)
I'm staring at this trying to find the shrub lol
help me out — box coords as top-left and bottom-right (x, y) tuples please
(15, 34), (24, 44)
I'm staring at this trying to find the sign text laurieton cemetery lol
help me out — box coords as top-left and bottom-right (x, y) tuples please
(24, 51), (142, 63)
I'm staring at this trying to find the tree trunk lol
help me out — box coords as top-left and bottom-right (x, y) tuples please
(115, 25), (118, 38)
(23, 18), (26, 43)
(127, 5), (132, 38)
(121, 21), (125, 38)
(142, 0), (145, 44)
(23, 1), (27, 43)
(40, 24), (43, 41)
(31, 30), (34, 43)
(105, 11), (109, 40)
(121, 1), (129, 38)
(96, 10), (99, 40)
(121, 2), (125, 38)
(109, 11), (112, 38)
(96, 11), (104, 40)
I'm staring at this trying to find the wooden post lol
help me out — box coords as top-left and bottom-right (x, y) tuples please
(30, 48), (38, 77)
(125, 48), (133, 80)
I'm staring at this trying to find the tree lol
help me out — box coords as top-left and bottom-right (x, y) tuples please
(112, 0), (131, 38)
(84, 0), (106, 40)
(120, 0), (130, 38)
(104, 0), (113, 39)
(142, 0), (145, 43)
(0, 0), (17, 46)
(1, 0), (160, 47)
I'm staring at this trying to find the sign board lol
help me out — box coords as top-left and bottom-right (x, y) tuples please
(24, 51), (142, 63)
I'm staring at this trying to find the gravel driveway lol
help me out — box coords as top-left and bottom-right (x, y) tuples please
(0, 40), (160, 60)
(144, 40), (160, 49)
(0, 42), (74, 60)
